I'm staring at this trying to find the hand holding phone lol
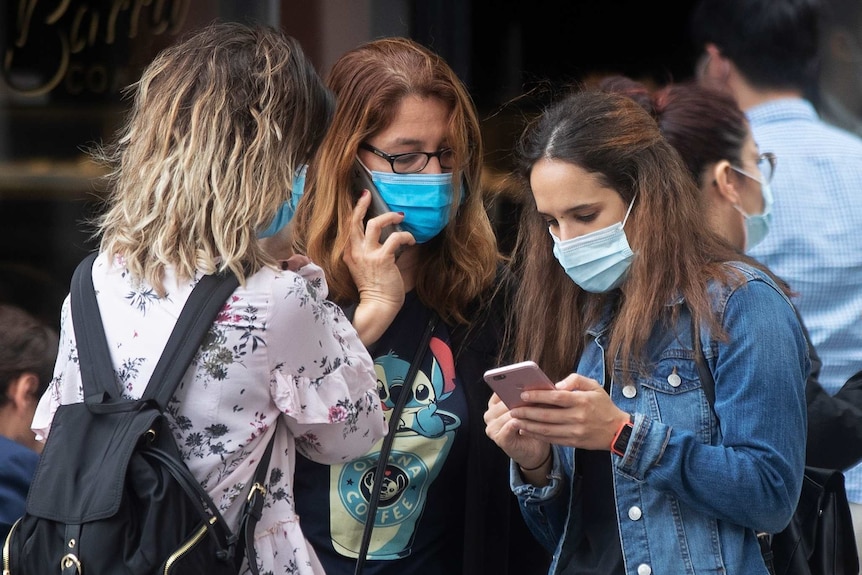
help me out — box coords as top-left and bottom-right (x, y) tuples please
(483, 361), (556, 409)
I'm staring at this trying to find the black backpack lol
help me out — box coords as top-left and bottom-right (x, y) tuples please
(3, 252), (274, 575)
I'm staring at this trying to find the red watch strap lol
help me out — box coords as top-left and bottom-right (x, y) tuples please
(611, 415), (634, 457)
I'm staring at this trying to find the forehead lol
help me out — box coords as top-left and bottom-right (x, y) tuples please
(530, 158), (619, 213)
(372, 94), (451, 148)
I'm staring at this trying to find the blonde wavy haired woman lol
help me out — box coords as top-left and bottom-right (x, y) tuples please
(32, 22), (386, 575)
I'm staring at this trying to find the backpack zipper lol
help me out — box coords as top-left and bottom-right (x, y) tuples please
(3, 517), (20, 575)
(163, 516), (216, 575)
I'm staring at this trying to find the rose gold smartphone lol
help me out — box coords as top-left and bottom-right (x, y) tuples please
(483, 361), (556, 409)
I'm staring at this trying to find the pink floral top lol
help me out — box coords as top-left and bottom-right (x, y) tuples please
(32, 252), (387, 575)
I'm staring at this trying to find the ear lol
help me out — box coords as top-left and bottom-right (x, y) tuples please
(711, 160), (743, 205)
(6, 372), (40, 411)
(704, 44), (732, 82)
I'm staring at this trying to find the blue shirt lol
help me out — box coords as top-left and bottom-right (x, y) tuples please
(747, 98), (862, 501)
(0, 435), (39, 538)
(513, 263), (809, 574)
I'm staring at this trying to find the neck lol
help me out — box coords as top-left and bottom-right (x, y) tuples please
(733, 81), (803, 112)
(722, 65), (805, 111)
(0, 409), (41, 453)
(396, 245), (420, 292)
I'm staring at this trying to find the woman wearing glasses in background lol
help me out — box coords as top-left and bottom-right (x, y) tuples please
(601, 75), (862, 477)
(288, 37), (549, 575)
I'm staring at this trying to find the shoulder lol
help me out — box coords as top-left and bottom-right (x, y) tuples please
(708, 261), (795, 310)
(0, 436), (39, 475)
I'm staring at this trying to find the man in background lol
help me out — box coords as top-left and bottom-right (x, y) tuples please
(0, 304), (58, 539)
(817, 0), (862, 136)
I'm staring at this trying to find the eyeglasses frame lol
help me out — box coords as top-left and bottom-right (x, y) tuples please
(358, 142), (454, 174)
(732, 152), (777, 185)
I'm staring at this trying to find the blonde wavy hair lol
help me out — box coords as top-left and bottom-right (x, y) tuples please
(93, 21), (332, 294)
(291, 37), (499, 324)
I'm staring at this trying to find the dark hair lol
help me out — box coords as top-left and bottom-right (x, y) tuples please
(598, 76), (795, 300)
(690, 0), (822, 91)
(509, 89), (743, 379)
(0, 304), (59, 404)
(599, 76), (748, 185)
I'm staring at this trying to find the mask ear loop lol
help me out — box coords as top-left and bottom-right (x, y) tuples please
(356, 156), (373, 174)
(621, 194), (637, 229)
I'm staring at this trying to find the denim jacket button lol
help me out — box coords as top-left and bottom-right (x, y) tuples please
(667, 372), (681, 387)
(637, 564), (652, 575)
(622, 385), (637, 398)
(627, 506), (642, 521)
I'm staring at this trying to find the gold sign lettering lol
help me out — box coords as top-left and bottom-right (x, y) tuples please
(3, 0), (189, 97)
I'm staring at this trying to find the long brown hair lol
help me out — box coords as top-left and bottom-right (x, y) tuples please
(291, 37), (499, 324)
(510, 90), (749, 381)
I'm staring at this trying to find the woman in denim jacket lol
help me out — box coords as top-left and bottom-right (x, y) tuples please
(484, 89), (810, 574)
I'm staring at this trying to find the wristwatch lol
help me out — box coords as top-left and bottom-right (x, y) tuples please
(611, 414), (635, 457)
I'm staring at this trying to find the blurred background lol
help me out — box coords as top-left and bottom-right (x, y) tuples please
(2, 0), (854, 329)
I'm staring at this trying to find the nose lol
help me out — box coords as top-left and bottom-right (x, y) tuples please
(556, 221), (580, 242)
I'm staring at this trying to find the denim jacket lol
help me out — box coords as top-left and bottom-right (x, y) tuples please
(512, 262), (809, 575)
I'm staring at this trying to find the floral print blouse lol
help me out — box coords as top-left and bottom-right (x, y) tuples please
(32, 252), (387, 575)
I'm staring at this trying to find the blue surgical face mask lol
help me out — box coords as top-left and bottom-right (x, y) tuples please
(258, 165), (307, 239)
(550, 197), (636, 293)
(731, 169), (773, 251)
(369, 170), (459, 243)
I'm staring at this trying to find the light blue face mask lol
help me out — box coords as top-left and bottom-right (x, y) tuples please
(550, 197), (636, 293)
(369, 170), (459, 243)
(734, 181), (773, 251)
(258, 165), (307, 239)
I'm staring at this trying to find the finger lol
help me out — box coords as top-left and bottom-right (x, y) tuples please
(556, 373), (602, 391)
(517, 388), (577, 407)
(381, 229), (415, 253)
(349, 191), (372, 239)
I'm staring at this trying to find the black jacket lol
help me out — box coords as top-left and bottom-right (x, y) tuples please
(804, 333), (862, 470)
(449, 268), (551, 575)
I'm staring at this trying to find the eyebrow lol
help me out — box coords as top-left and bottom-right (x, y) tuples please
(385, 137), (448, 149)
(537, 202), (601, 219)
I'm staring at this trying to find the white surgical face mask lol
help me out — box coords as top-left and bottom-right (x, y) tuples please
(550, 197), (636, 293)
(731, 166), (774, 251)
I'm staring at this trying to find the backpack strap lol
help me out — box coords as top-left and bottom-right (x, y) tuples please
(71, 252), (116, 403)
(70, 252), (240, 409)
(141, 269), (240, 409)
(70, 252), (276, 574)
(690, 314), (776, 574)
(353, 311), (439, 575)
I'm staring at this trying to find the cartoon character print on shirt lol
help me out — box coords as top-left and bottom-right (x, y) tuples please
(329, 335), (461, 560)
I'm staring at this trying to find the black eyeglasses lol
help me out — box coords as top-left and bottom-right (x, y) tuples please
(359, 142), (455, 174)
(733, 152), (777, 185)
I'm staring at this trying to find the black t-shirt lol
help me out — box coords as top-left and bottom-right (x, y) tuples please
(294, 292), (470, 575)
(558, 449), (625, 575)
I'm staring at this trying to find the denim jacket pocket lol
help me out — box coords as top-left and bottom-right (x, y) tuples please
(636, 354), (716, 444)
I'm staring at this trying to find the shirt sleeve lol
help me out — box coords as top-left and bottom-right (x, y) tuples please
(266, 262), (386, 464)
(31, 294), (77, 442)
